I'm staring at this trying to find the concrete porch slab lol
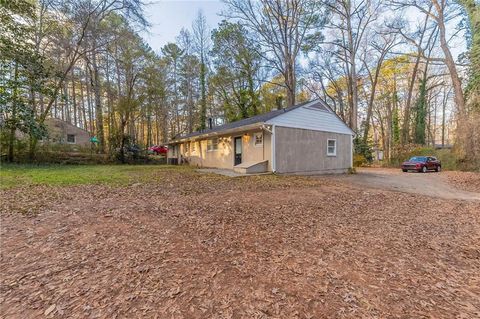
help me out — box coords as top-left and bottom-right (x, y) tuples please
(196, 168), (272, 177)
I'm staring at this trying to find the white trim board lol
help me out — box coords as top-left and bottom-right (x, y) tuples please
(266, 124), (354, 136)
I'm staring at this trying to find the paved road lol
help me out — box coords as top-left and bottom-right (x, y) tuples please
(335, 168), (480, 201)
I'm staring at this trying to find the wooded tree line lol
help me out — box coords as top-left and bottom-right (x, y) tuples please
(1, 0), (479, 168)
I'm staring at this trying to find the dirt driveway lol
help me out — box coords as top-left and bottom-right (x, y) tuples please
(333, 168), (480, 201)
(1, 167), (480, 318)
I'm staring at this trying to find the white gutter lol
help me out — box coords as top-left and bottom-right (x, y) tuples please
(262, 124), (273, 134)
(271, 124), (276, 173)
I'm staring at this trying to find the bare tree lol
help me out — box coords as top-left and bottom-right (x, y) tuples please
(360, 31), (399, 144)
(322, 0), (381, 131)
(192, 11), (210, 129)
(392, 0), (466, 117)
(30, 0), (146, 156)
(389, 8), (433, 143)
(223, 0), (325, 107)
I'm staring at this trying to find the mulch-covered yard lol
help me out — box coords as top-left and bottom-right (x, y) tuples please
(1, 167), (479, 318)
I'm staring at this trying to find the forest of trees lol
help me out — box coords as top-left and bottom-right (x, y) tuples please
(1, 0), (479, 168)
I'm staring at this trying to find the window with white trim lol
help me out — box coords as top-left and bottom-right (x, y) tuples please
(207, 138), (219, 151)
(327, 139), (336, 156)
(191, 142), (196, 153)
(185, 142), (190, 154)
(254, 132), (263, 147)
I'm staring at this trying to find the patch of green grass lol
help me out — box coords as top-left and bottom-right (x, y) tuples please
(0, 164), (188, 189)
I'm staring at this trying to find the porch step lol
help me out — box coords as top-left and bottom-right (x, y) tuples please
(233, 160), (268, 174)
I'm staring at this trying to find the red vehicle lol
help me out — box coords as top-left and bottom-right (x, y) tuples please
(148, 145), (168, 155)
(401, 156), (441, 173)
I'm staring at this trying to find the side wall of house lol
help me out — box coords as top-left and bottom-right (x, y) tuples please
(45, 119), (90, 146)
(189, 136), (234, 169)
(274, 126), (352, 174)
(174, 129), (272, 171)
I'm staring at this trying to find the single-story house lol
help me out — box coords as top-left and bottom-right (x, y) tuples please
(167, 99), (355, 174)
(13, 118), (91, 147)
(44, 118), (91, 147)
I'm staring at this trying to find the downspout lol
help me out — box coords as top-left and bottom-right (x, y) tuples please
(272, 125), (276, 173)
(262, 124), (275, 173)
(351, 134), (354, 169)
(262, 131), (265, 162)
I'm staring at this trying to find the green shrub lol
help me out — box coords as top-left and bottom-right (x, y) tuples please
(387, 144), (462, 171)
(435, 149), (458, 170)
(353, 136), (373, 162)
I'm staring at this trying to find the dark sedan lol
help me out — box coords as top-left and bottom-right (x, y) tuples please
(401, 156), (441, 173)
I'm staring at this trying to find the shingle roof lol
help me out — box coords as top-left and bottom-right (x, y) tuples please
(169, 100), (313, 143)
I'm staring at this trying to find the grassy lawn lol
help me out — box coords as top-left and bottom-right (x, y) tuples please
(0, 164), (185, 189)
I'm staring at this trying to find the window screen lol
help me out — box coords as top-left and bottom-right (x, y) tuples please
(327, 139), (336, 156)
(207, 138), (219, 151)
(254, 133), (263, 146)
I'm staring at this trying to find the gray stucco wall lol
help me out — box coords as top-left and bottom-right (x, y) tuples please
(274, 126), (352, 174)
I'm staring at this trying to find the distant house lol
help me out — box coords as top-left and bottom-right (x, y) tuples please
(43, 118), (91, 147)
(167, 100), (354, 174)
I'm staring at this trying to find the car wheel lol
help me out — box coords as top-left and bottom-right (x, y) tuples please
(422, 166), (427, 173)
(402, 169), (407, 172)
(436, 165), (441, 172)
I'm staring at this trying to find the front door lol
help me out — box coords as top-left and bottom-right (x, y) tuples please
(234, 136), (242, 166)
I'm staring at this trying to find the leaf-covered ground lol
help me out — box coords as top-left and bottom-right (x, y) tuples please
(1, 166), (479, 318)
(443, 171), (480, 193)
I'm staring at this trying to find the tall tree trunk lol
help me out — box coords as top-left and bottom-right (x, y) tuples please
(105, 55), (114, 147)
(459, 0), (479, 110)
(442, 88), (448, 146)
(402, 55), (421, 144)
(91, 37), (105, 152)
(401, 10), (431, 144)
(199, 56), (207, 129)
(187, 79), (194, 133)
(435, 5), (465, 117)
(285, 54), (296, 107)
(247, 67), (259, 115)
(62, 80), (67, 122)
(147, 97), (152, 147)
(346, 7), (358, 132)
(338, 90), (345, 121)
(362, 55), (385, 144)
(8, 63), (19, 162)
(79, 71), (87, 130)
(85, 65), (94, 133)
(71, 68), (77, 126)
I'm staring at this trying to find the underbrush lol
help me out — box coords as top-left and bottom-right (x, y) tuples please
(2, 142), (167, 165)
(381, 145), (472, 171)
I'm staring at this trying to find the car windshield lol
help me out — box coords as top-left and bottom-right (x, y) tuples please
(409, 156), (427, 162)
